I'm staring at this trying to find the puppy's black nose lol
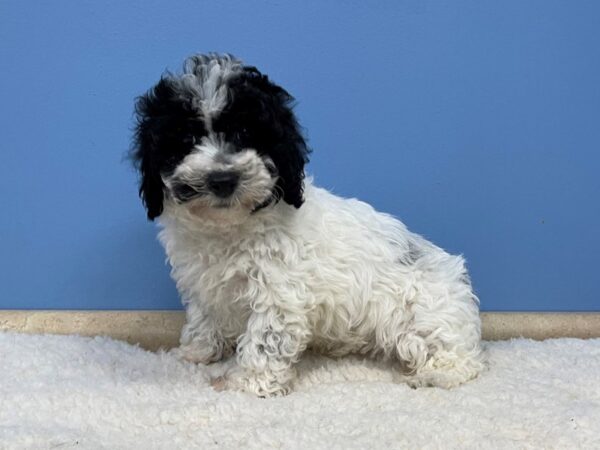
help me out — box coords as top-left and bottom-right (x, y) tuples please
(206, 171), (239, 198)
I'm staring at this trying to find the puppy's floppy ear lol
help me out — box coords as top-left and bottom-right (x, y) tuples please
(131, 77), (176, 220)
(272, 84), (311, 209)
(233, 67), (310, 208)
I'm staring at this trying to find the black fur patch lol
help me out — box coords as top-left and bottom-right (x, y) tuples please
(213, 67), (310, 208)
(132, 77), (207, 219)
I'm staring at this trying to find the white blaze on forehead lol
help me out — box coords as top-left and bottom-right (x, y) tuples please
(195, 135), (222, 158)
(181, 54), (243, 131)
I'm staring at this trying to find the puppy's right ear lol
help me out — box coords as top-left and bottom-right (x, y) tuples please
(131, 78), (176, 220)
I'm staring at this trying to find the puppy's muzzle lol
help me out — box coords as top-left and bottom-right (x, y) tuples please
(206, 171), (240, 198)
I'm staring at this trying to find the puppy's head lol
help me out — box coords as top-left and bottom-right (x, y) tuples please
(132, 54), (309, 223)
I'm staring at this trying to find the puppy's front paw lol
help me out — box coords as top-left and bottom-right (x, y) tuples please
(171, 343), (229, 365)
(211, 367), (292, 397)
(210, 376), (229, 392)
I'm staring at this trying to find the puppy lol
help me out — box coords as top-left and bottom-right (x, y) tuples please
(132, 53), (485, 396)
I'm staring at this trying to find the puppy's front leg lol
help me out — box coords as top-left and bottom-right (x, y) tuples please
(218, 305), (310, 397)
(173, 302), (232, 364)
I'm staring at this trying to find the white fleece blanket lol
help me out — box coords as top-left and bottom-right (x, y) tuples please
(1, 333), (599, 449)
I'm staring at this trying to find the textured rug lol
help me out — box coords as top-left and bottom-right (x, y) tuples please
(1, 332), (599, 449)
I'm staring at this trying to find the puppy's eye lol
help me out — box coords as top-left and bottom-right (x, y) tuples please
(235, 127), (250, 143)
(182, 134), (197, 146)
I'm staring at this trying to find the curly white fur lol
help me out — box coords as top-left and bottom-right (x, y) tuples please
(159, 180), (485, 396)
(132, 53), (485, 396)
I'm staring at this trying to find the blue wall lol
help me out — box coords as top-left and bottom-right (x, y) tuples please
(1, 1), (599, 311)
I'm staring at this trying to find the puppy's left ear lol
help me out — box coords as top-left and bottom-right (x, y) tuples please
(275, 98), (311, 208)
(235, 68), (311, 208)
(272, 90), (310, 209)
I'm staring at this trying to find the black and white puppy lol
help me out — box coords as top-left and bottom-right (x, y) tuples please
(132, 53), (485, 396)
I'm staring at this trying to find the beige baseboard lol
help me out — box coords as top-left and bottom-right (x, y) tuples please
(0, 310), (184, 352)
(1, 310), (599, 351)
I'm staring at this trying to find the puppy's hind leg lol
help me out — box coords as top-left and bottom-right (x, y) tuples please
(401, 344), (486, 389)
(384, 312), (485, 388)
(390, 325), (485, 388)
(390, 264), (486, 388)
